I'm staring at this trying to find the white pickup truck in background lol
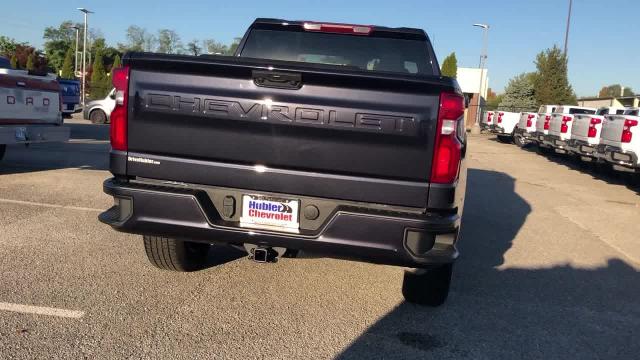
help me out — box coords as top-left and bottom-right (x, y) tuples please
(542, 106), (596, 153)
(597, 107), (640, 172)
(489, 110), (520, 143)
(481, 110), (494, 131)
(567, 107), (627, 162)
(0, 57), (69, 161)
(514, 105), (557, 147)
(530, 105), (558, 147)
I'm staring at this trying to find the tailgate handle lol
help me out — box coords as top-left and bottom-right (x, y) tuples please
(16, 81), (26, 87)
(253, 70), (302, 90)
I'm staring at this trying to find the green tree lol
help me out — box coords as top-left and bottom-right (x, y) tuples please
(107, 54), (121, 85)
(498, 73), (537, 112)
(157, 29), (182, 54)
(533, 46), (576, 105)
(10, 54), (18, 69)
(0, 36), (27, 57)
(120, 25), (156, 52)
(202, 39), (228, 54)
(43, 21), (81, 72)
(111, 54), (121, 69)
(26, 53), (35, 71)
(227, 37), (242, 55)
(598, 84), (634, 97)
(440, 52), (458, 78)
(186, 39), (201, 55)
(60, 48), (75, 79)
(90, 50), (108, 98)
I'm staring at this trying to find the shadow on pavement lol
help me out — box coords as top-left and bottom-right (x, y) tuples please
(530, 145), (640, 195)
(0, 123), (110, 174)
(336, 168), (639, 360)
(205, 244), (247, 267)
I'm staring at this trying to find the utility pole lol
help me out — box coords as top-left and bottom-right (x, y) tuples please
(77, 8), (93, 107)
(471, 23), (489, 135)
(564, 0), (573, 56)
(70, 25), (80, 76)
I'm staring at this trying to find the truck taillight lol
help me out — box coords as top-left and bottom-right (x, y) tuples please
(110, 66), (130, 151)
(588, 117), (602, 138)
(431, 92), (464, 184)
(487, 112), (493, 123)
(497, 112), (504, 124)
(303, 22), (372, 35)
(543, 115), (551, 130)
(560, 115), (572, 133)
(622, 119), (638, 143)
(527, 114), (535, 127)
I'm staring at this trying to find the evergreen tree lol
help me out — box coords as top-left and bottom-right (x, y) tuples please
(26, 53), (35, 71)
(60, 48), (75, 79)
(10, 54), (17, 69)
(533, 46), (576, 105)
(498, 73), (537, 112)
(111, 54), (121, 69)
(90, 50), (108, 98)
(440, 52), (458, 78)
(107, 54), (121, 86)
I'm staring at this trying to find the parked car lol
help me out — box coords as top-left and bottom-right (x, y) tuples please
(83, 88), (115, 124)
(567, 107), (626, 162)
(597, 107), (640, 172)
(98, 18), (467, 306)
(541, 106), (596, 153)
(489, 110), (520, 142)
(481, 110), (494, 131)
(531, 105), (559, 147)
(0, 57), (70, 161)
(58, 79), (81, 117)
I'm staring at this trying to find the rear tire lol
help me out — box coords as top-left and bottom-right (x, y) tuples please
(0, 145), (5, 161)
(513, 134), (526, 148)
(143, 235), (210, 272)
(402, 263), (453, 307)
(89, 109), (107, 124)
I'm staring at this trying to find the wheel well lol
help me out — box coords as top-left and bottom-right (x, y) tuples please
(89, 108), (106, 118)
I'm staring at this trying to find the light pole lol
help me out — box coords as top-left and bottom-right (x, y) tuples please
(471, 23), (489, 135)
(68, 25), (80, 76)
(563, 0), (573, 56)
(77, 8), (93, 107)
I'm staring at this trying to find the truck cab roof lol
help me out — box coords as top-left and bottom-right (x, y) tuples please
(553, 106), (597, 115)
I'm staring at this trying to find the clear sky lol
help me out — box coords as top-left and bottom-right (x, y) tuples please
(2, 0), (638, 97)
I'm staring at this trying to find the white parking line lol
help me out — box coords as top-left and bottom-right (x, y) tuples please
(0, 198), (102, 212)
(0, 302), (84, 319)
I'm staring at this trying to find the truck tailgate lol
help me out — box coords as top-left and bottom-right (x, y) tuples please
(601, 115), (626, 143)
(572, 114), (593, 139)
(123, 55), (452, 207)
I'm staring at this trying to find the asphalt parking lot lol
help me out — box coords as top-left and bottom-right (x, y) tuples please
(0, 119), (639, 359)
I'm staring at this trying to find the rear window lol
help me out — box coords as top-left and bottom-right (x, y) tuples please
(60, 82), (80, 96)
(539, 106), (555, 114)
(241, 29), (434, 76)
(569, 108), (596, 115)
(0, 57), (11, 69)
(624, 109), (639, 116)
(596, 108), (609, 115)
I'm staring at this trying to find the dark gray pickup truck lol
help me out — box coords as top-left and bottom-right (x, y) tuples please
(99, 18), (467, 306)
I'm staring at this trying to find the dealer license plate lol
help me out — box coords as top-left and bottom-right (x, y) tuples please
(240, 195), (300, 232)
